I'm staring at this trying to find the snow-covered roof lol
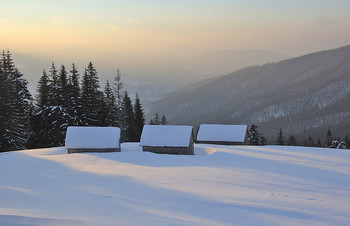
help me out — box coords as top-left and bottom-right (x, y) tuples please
(196, 124), (247, 142)
(65, 127), (120, 149)
(140, 125), (193, 147)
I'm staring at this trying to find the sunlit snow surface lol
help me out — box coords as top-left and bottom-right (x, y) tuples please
(1, 144), (350, 225)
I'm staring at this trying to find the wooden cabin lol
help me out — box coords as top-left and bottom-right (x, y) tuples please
(196, 124), (247, 145)
(65, 126), (121, 154)
(140, 125), (194, 155)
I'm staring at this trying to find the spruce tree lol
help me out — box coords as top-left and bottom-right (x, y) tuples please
(316, 137), (322, 147)
(325, 127), (333, 147)
(121, 91), (136, 141)
(160, 115), (168, 125)
(0, 50), (32, 151)
(42, 63), (70, 147)
(0, 51), (11, 151)
(286, 134), (297, 146)
(153, 113), (160, 125)
(260, 135), (267, 145)
(27, 70), (51, 148)
(58, 65), (69, 106)
(247, 124), (262, 145)
(36, 69), (50, 109)
(345, 133), (350, 149)
(81, 62), (104, 126)
(304, 136), (314, 147)
(67, 63), (82, 125)
(104, 80), (116, 126)
(30, 63), (73, 148)
(133, 93), (145, 141)
(113, 68), (124, 127)
(277, 128), (285, 145)
(48, 62), (59, 106)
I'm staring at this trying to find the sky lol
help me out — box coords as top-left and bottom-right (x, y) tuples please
(1, 0), (350, 92)
(1, 0), (350, 58)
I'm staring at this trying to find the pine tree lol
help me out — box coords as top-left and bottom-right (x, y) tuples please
(36, 69), (50, 109)
(104, 80), (116, 126)
(286, 134), (297, 146)
(160, 115), (168, 125)
(260, 135), (267, 146)
(133, 93), (145, 141)
(48, 62), (59, 106)
(303, 136), (314, 147)
(0, 50), (32, 151)
(81, 62), (104, 126)
(316, 137), (322, 147)
(345, 133), (350, 149)
(153, 113), (160, 125)
(0, 51), (12, 151)
(121, 91), (136, 141)
(67, 63), (82, 125)
(325, 127), (333, 147)
(58, 65), (69, 106)
(277, 128), (285, 145)
(27, 70), (51, 148)
(113, 68), (124, 127)
(247, 124), (263, 145)
(43, 63), (71, 147)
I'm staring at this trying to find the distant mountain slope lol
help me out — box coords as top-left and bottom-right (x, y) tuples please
(187, 49), (289, 77)
(149, 46), (350, 142)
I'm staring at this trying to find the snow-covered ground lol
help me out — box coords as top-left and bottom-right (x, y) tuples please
(1, 144), (350, 225)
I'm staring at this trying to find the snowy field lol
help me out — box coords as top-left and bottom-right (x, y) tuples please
(1, 144), (350, 226)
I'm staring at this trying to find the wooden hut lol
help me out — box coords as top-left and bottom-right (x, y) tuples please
(196, 124), (247, 145)
(140, 125), (194, 155)
(65, 126), (121, 154)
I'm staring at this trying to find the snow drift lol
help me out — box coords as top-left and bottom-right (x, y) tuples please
(1, 144), (350, 225)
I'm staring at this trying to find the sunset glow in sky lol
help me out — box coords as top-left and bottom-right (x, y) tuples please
(1, 0), (350, 59)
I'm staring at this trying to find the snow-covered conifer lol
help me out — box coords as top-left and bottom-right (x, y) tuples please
(104, 80), (116, 126)
(0, 50), (32, 151)
(81, 62), (104, 126)
(133, 93), (145, 141)
(121, 90), (136, 141)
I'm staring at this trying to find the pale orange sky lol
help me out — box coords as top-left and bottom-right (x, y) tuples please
(1, 0), (350, 61)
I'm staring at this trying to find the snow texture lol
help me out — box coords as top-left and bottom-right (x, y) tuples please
(197, 124), (247, 142)
(140, 125), (193, 147)
(1, 144), (350, 225)
(65, 126), (120, 149)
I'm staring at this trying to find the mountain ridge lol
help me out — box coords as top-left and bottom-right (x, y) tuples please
(148, 45), (350, 143)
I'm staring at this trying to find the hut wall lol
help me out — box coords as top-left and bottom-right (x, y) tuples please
(68, 148), (120, 154)
(196, 141), (244, 145)
(142, 146), (194, 155)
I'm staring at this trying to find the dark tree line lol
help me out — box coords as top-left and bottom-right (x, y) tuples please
(275, 128), (350, 149)
(149, 113), (168, 125)
(28, 62), (145, 149)
(0, 50), (145, 152)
